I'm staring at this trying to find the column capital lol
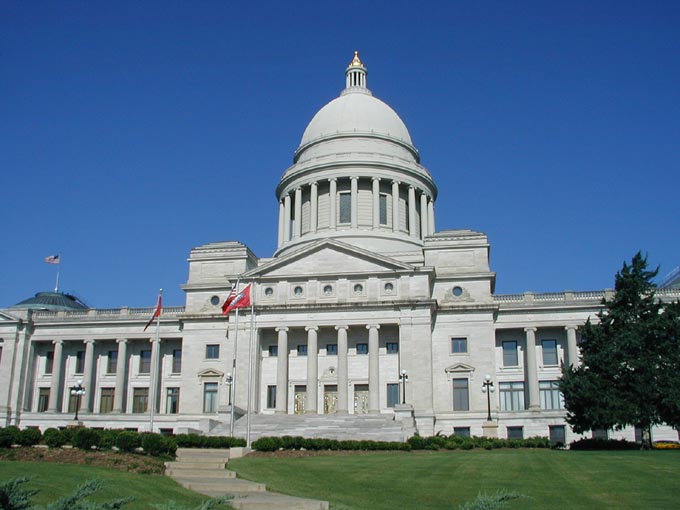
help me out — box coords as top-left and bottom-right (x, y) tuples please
(350, 176), (359, 181)
(295, 186), (302, 192)
(328, 177), (337, 183)
(365, 324), (381, 330)
(408, 184), (415, 190)
(334, 325), (349, 331)
(310, 181), (318, 187)
(524, 327), (537, 333)
(84, 339), (95, 345)
(372, 177), (381, 183)
(392, 179), (401, 186)
(52, 339), (63, 346)
(564, 325), (578, 332)
(275, 327), (289, 333)
(116, 338), (128, 344)
(305, 326), (319, 332)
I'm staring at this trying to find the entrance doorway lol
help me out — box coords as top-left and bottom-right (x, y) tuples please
(324, 385), (337, 414)
(354, 384), (369, 414)
(294, 385), (306, 414)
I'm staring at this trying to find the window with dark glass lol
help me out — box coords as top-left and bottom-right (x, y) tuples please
(499, 381), (525, 411)
(107, 350), (117, 374)
(542, 339), (558, 366)
(75, 350), (85, 374)
(100, 388), (114, 413)
(45, 351), (54, 374)
(139, 350), (151, 373)
(502, 341), (519, 367)
(379, 194), (388, 225)
(451, 337), (468, 354)
(327, 344), (338, 355)
(132, 387), (149, 413)
(268, 345), (278, 357)
(37, 388), (50, 412)
(203, 383), (218, 413)
(166, 387), (180, 414)
(297, 345), (307, 356)
(339, 192), (351, 223)
(453, 427), (471, 437)
(205, 344), (219, 359)
(172, 349), (182, 373)
(386, 342), (399, 354)
(387, 383), (399, 408)
(267, 385), (276, 408)
(453, 378), (469, 411)
(356, 343), (368, 355)
(539, 380), (564, 410)
(507, 426), (524, 440)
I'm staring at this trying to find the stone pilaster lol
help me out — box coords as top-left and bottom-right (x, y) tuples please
(524, 327), (540, 410)
(305, 326), (318, 414)
(335, 325), (349, 414)
(275, 327), (289, 413)
(367, 324), (380, 413)
(48, 340), (63, 412)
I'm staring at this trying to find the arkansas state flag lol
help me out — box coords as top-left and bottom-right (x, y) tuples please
(143, 293), (162, 331)
(222, 284), (251, 315)
(221, 283), (238, 314)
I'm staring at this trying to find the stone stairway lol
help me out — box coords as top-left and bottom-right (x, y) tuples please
(220, 412), (408, 441)
(166, 448), (328, 510)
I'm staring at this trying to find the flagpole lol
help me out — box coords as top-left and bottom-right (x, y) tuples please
(54, 253), (61, 293)
(230, 306), (239, 437)
(246, 280), (256, 448)
(149, 289), (162, 432)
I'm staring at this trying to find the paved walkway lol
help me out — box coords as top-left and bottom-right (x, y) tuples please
(166, 448), (329, 510)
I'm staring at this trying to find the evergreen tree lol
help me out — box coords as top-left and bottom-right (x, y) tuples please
(559, 252), (680, 449)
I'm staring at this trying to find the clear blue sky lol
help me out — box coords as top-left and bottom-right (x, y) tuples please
(2, 1), (679, 308)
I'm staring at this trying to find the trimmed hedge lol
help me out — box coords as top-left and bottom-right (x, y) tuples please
(251, 436), (411, 452)
(115, 431), (142, 453)
(72, 427), (101, 450)
(16, 428), (42, 447)
(408, 434), (551, 451)
(0, 426), (21, 448)
(569, 438), (639, 450)
(174, 434), (245, 449)
(42, 428), (66, 448)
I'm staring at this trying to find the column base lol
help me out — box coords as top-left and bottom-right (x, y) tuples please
(305, 409), (318, 414)
(482, 420), (498, 438)
(67, 420), (83, 428)
(335, 410), (349, 415)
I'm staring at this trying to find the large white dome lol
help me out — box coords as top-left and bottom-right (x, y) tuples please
(300, 91), (413, 147)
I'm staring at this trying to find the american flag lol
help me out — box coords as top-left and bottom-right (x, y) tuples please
(44, 255), (60, 264)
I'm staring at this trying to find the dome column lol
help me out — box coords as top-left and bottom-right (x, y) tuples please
(350, 177), (359, 229)
(283, 194), (292, 242)
(391, 181), (400, 232)
(277, 200), (285, 247)
(408, 186), (417, 238)
(372, 178), (381, 229)
(310, 182), (318, 234)
(329, 178), (337, 230)
(427, 198), (435, 235)
(294, 188), (302, 238)
(420, 192), (428, 239)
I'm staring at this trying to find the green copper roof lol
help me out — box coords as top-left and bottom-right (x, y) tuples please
(11, 292), (89, 311)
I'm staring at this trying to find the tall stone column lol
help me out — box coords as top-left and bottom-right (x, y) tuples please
(149, 337), (161, 413)
(80, 340), (95, 412)
(350, 176), (358, 228)
(335, 326), (349, 414)
(310, 182), (318, 234)
(391, 180), (400, 232)
(408, 186), (417, 238)
(113, 339), (128, 413)
(420, 192), (428, 239)
(283, 194), (291, 242)
(524, 328), (540, 410)
(566, 326), (579, 367)
(277, 200), (285, 247)
(427, 198), (435, 235)
(372, 177), (380, 229)
(48, 340), (64, 412)
(367, 324), (380, 413)
(329, 178), (337, 230)
(275, 327), (289, 414)
(305, 326), (318, 414)
(294, 187), (302, 238)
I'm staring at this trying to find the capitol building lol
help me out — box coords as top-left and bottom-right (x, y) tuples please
(2, 53), (677, 443)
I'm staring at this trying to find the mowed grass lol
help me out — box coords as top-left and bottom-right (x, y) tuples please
(0, 461), (229, 510)
(229, 450), (680, 510)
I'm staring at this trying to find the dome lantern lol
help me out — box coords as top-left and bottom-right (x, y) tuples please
(344, 51), (369, 93)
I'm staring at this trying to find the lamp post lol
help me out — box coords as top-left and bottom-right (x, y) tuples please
(225, 373), (233, 406)
(481, 374), (495, 421)
(70, 380), (85, 421)
(399, 369), (409, 405)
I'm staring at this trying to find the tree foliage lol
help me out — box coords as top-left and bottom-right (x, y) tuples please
(560, 252), (680, 448)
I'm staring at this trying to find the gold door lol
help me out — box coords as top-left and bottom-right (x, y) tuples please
(294, 386), (306, 414)
(324, 385), (338, 414)
(354, 384), (369, 414)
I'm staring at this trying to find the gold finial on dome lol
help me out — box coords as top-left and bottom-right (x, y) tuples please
(349, 50), (363, 67)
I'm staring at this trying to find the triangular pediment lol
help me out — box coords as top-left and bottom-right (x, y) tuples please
(0, 311), (20, 322)
(245, 239), (413, 278)
(197, 368), (224, 378)
(444, 363), (475, 374)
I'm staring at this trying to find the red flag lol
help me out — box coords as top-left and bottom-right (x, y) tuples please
(144, 293), (162, 331)
(221, 283), (238, 315)
(223, 284), (251, 315)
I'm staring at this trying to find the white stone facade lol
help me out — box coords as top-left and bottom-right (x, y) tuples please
(2, 53), (678, 443)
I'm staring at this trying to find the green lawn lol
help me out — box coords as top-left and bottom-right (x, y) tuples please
(0, 461), (229, 510)
(228, 450), (680, 510)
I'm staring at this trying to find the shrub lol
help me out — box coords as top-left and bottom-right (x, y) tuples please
(59, 427), (74, 445)
(71, 427), (101, 450)
(115, 431), (142, 453)
(141, 433), (176, 457)
(16, 428), (42, 447)
(569, 438), (639, 450)
(43, 428), (66, 448)
(173, 434), (245, 449)
(0, 426), (21, 448)
(252, 437), (282, 452)
(98, 429), (120, 450)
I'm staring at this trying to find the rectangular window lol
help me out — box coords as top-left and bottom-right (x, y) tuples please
(172, 349), (182, 373)
(45, 351), (54, 374)
(107, 350), (118, 374)
(386, 342), (399, 354)
(297, 345), (307, 356)
(502, 341), (519, 367)
(203, 382), (218, 413)
(507, 426), (524, 440)
(139, 350), (151, 373)
(549, 425), (566, 446)
(356, 343), (368, 355)
(268, 345), (278, 357)
(499, 381), (525, 411)
(453, 427), (471, 437)
(68, 393), (79, 413)
(37, 388), (50, 412)
(452, 378), (470, 411)
(592, 429), (608, 440)
(166, 387), (180, 414)
(267, 385), (277, 409)
(132, 387), (149, 413)
(542, 339), (558, 366)
(75, 350), (85, 374)
(100, 388), (114, 414)
(387, 383), (399, 408)
(379, 193), (388, 225)
(539, 380), (564, 410)
(205, 344), (219, 359)
(451, 337), (468, 354)
(327, 344), (338, 355)
(339, 192), (351, 223)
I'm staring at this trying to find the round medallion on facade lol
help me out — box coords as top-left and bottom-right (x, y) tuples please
(452, 286), (464, 297)
(210, 295), (220, 306)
